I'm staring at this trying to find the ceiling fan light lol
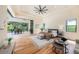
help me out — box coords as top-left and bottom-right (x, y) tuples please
(34, 5), (48, 14)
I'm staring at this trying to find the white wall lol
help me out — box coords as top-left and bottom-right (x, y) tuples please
(0, 6), (7, 45)
(43, 6), (79, 40)
(1, 5), (79, 43)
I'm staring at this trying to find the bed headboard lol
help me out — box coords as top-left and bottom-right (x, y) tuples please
(48, 29), (59, 37)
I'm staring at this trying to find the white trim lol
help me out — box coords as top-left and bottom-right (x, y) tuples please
(7, 6), (15, 17)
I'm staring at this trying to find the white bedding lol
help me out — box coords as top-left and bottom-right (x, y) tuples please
(31, 36), (54, 49)
(66, 40), (76, 54)
(31, 36), (76, 54)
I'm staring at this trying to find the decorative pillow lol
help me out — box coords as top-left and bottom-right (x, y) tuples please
(38, 32), (54, 39)
(38, 32), (45, 39)
(51, 31), (57, 37)
(44, 32), (53, 39)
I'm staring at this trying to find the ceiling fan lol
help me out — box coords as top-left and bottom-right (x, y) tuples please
(34, 5), (48, 14)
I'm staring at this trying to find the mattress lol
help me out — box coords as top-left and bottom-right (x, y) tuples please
(31, 36), (54, 49)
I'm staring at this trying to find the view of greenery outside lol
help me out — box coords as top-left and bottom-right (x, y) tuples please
(43, 23), (45, 30)
(8, 21), (28, 34)
(66, 25), (76, 32)
(40, 23), (45, 31)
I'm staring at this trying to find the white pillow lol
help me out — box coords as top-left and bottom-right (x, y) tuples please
(52, 31), (57, 37)
(37, 33), (44, 39)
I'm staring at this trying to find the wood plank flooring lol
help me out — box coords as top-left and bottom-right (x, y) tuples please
(12, 34), (56, 54)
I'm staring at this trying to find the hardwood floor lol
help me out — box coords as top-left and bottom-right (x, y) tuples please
(12, 34), (56, 54)
(36, 44), (55, 54)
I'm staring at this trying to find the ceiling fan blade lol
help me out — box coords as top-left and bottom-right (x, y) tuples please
(39, 5), (42, 10)
(38, 12), (41, 14)
(36, 12), (39, 13)
(35, 10), (40, 13)
(34, 7), (39, 10)
(42, 6), (46, 9)
(43, 11), (46, 13)
(33, 10), (37, 11)
(41, 11), (43, 14)
(34, 5), (48, 14)
(43, 9), (48, 11)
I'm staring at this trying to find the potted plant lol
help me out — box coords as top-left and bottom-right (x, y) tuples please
(40, 28), (43, 32)
(6, 37), (12, 45)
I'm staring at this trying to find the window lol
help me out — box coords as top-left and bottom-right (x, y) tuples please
(8, 21), (28, 34)
(7, 8), (29, 35)
(66, 18), (77, 32)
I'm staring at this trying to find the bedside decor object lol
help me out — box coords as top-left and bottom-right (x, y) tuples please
(34, 5), (48, 14)
(66, 17), (77, 32)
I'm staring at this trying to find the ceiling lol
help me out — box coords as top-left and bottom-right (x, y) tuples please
(8, 5), (79, 20)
